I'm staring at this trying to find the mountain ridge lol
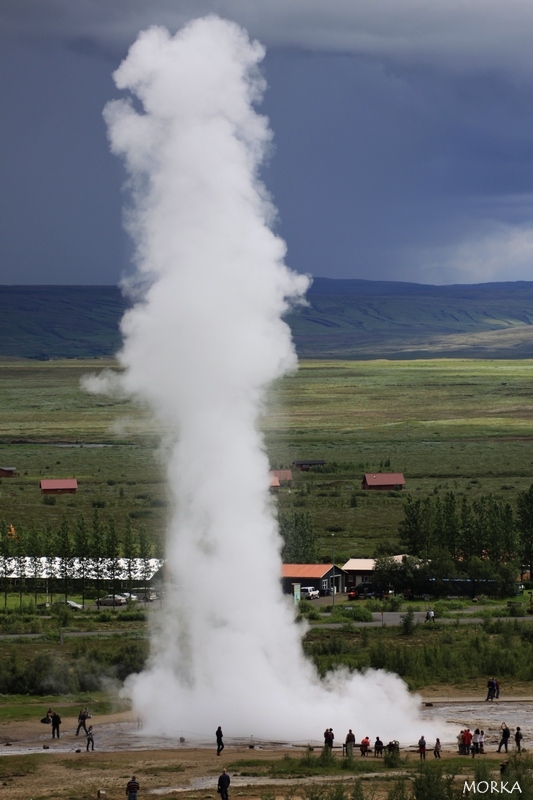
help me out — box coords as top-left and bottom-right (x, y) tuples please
(2, 280), (533, 359)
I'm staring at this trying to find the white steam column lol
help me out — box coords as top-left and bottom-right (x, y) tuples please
(99, 16), (438, 743)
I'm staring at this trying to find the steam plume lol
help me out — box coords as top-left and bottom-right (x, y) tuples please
(101, 16), (438, 743)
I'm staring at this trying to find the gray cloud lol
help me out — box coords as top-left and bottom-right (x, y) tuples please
(3, 0), (533, 72)
(2, 2), (533, 284)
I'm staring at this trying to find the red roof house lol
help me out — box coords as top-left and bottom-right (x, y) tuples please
(270, 469), (293, 485)
(39, 479), (78, 494)
(362, 473), (405, 490)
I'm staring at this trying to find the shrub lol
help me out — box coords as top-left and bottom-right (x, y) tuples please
(42, 495), (56, 506)
(344, 605), (373, 623)
(400, 608), (415, 636)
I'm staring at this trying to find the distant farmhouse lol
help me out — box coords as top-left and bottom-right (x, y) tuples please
(362, 472), (405, 491)
(39, 478), (78, 494)
(292, 460), (326, 471)
(0, 467), (18, 478)
(343, 555), (405, 591)
(270, 469), (292, 486)
(282, 563), (346, 595)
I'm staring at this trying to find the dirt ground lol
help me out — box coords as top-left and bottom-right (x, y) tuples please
(0, 705), (519, 800)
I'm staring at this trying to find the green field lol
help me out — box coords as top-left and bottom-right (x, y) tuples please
(1, 358), (533, 560)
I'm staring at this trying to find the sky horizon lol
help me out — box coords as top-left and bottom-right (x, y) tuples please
(2, 1), (533, 287)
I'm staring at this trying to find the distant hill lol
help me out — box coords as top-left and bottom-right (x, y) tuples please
(2, 280), (533, 360)
(289, 278), (533, 359)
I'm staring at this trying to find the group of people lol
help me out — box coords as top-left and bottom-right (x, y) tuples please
(456, 724), (524, 756)
(42, 706), (94, 751)
(457, 728), (484, 756)
(486, 677), (501, 700)
(343, 730), (385, 757)
(418, 736), (442, 759)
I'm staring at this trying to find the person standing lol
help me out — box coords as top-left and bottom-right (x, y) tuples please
(479, 731), (485, 754)
(76, 707), (89, 736)
(374, 737), (384, 757)
(486, 677), (496, 701)
(216, 726), (224, 755)
(218, 768), (230, 800)
(463, 729), (473, 755)
(324, 728), (334, 749)
(126, 775), (140, 799)
(515, 727), (523, 752)
(434, 738), (441, 758)
(345, 729), (355, 757)
(418, 735), (426, 760)
(86, 725), (95, 751)
(498, 723), (510, 753)
(51, 711), (61, 739)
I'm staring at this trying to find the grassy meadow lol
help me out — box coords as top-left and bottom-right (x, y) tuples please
(1, 358), (533, 559)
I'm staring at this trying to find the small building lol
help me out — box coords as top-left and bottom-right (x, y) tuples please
(270, 469), (293, 486)
(269, 474), (280, 492)
(292, 460), (326, 472)
(0, 467), (18, 478)
(343, 554), (406, 590)
(39, 478), (78, 494)
(281, 563), (346, 595)
(362, 472), (405, 491)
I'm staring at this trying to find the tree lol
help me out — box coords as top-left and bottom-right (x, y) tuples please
(41, 523), (55, 605)
(105, 517), (120, 602)
(91, 508), (105, 603)
(74, 515), (90, 609)
(56, 514), (74, 602)
(398, 496), (426, 556)
(517, 484), (533, 580)
(138, 525), (152, 601)
(26, 522), (43, 604)
(13, 525), (27, 610)
(441, 491), (459, 561)
(122, 517), (138, 596)
(0, 520), (14, 610)
(279, 511), (318, 563)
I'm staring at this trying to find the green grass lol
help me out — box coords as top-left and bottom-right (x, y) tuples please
(0, 691), (126, 722)
(0, 753), (47, 778)
(3, 358), (533, 558)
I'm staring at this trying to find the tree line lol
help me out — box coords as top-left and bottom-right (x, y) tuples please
(379, 484), (533, 596)
(0, 509), (160, 608)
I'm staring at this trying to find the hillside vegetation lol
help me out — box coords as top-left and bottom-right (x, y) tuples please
(3, 280), (533, 359)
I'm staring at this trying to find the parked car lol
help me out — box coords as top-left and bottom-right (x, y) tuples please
(96, 594), (127, 607)
(137, 588), (158, 601)
(54, 599), (83, 610)
(349, 583), (394, 600)
(121, 592), (138, 602)
(300, 586), (320, 600)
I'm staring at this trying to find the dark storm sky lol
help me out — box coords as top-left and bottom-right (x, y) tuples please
(2, 0), (533, 285)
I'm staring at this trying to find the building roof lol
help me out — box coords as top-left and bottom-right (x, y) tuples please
(282, 564), (338, 579)
(270, 469), (292, 482)
(363, 473), (405, 486)
(0, 467), (17, 471)
(270, 475), (280, 488)
(343, 554), (406, 571)
(342, 558), (376, 572)
(39, 479), (78, 491)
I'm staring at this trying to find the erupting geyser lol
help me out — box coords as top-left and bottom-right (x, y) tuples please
(95, 16), (439, 743)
